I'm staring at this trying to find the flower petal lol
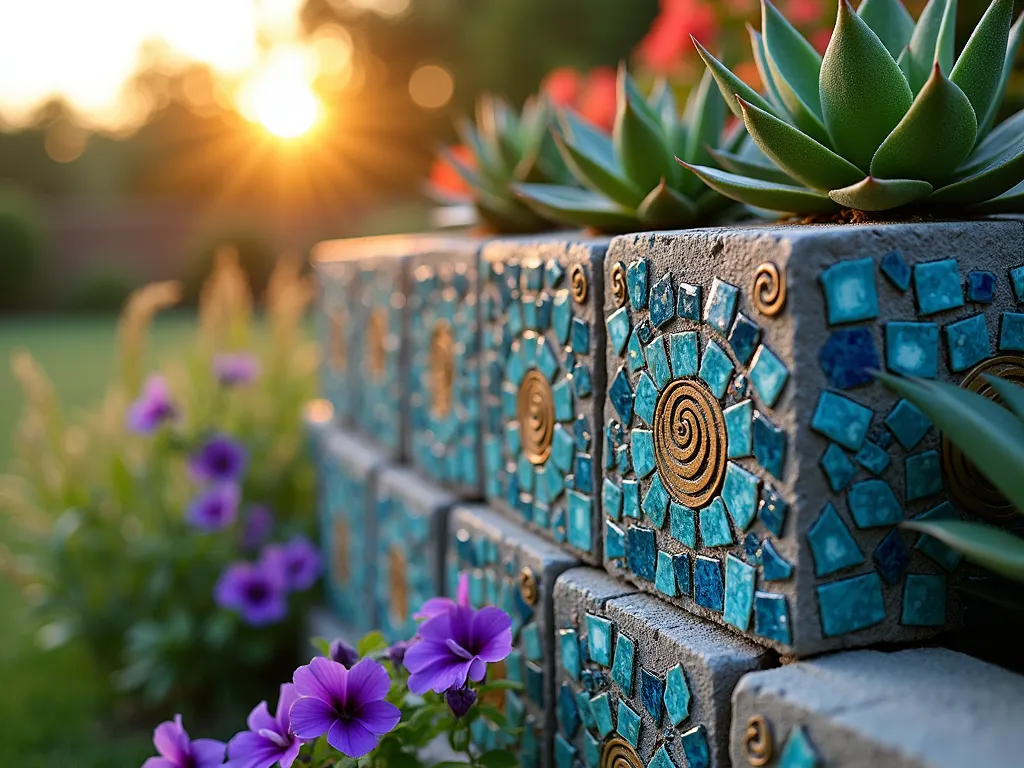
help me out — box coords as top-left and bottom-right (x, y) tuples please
(223, 737), (281, 768)
(326, 718), (379, 759)
(468, 657), (487, 682)
(287, 697), (336, 740)
(345, 658), (391, 706)
(141, 759), (176, 768)
(276, 683), (300, 734)
(279, 740), (303, 768)
(414, 610), (454, 642)
(191, 738), (227, 768)
(470, 607), (512, 651)
(407, 657), (473, 695)
(413, 597), (456, 620)
(293, 656), (347, 702)
(403, 639), (450, 674)
(153, 719), (188, 763)
(353, 700), (401, 735)
(245, 702), (275, 735)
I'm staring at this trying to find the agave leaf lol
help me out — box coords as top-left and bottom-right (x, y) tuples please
(442, 144), (503, 198)
(554, 132), (646, 208)
(858, 0), (916, 58)
(934, 0), (959, 73)
(559, 109), (617, 168)
(680, 69), (727, 196)
(829, 176), (933, 209)
(708, 147), (796, 185)
(614, 68), (674, 194)
(959, 107), (1024, 176)
(877, 372), (1024, 512)
(979, 11), (1024, 137)
(475, 187), (550, 233)
(739, 98), (864, 190)
(692, 36), (778, 119)
(455, 117), (506, 184)
(905, 0), (955, 91)
(929, 137), (1024, 204)
(648, 79), (679, 130)
(514, 96), (550, 178)
(870, 64), (978, 185)
(513, 183), (638, 231)
(985, 375), (1024, 421)
(821, 0), (915, 171)
(477, 94), (519, 176)
(681, 162), (841, 213)
(747, 24), (787, 114)
(902, 520), (1024, 580)
(950, 0), (1014, 133)
(622, 65), (662, 126)
(970, 178), (1024, 212)
(637, 181), (698, 229)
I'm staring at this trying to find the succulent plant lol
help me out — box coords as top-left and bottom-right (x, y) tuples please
(439, 93), (576, 233)
(687, 0), (1024, 214)
(513, 66), (739, 233)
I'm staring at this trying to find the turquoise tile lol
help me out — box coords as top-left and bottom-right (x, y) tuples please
(694, 555), (724, 611)
(880, 250), (911, 291)
(704, 277), (739, 334)
(668, 331), (698, 376)
(884, 399), (931, 450)
(901, 573), (947, 626)
(723, 554), (756, 631)
(945, 313), (990, 372)
(609, 367), (634, 423)
(577, 690), (596, 732)
(649, 745), (675, 768)
(663, 664), (691, 726)
(573, 363), (592, 397)
(821, 257), (878, 324)
(1011, 264), (1024, 301)
(757, 486), (788, 537)
(545, 258), (565, 288)
(605, 520), (626, 559)
(627, 258), (649, 310)
(914, 258), (963, 315)
(669, 502), (697, 548)
(905, 450), (942, 501)
(676, 282), (701, 321)
(642, 473), (671, 527)
(885, 321), (939, 378)
(811, 391), (873, 450)
(560, 628), (581, 680)
(655, 550), (679, 596)
(779, 726), (821, 768)
(699, 497), (734, 547)
(586, 613), (614, 666)
(680, 725), (711, 768)
(553, 291), (572, 344)
(646, 336), (672, 390)
(616, 700), (641, 746)
(627, 525), (657, 581)
(1000, 312), (1024, 351)
(634, 372), (658, 427)
(752, 411), (786, 479)
(611, 631), (635, 693)
(567, 490), (592, 552)
(754, 591), (792, 645)
(552, 376), (574, 422)
(650, 271), (676, 328)
(820, 443), (856, 492)
(534, 462), (564, 506)
(627, 327), (646, 373)
(606, 307), (631, 355)
(760, 539), (794, 581)
(913, 501), (964, 572)
(749, 344), (790, 407)
(729, 312), (762, 366)
(631, 429), (656, 478)
(521, 622), (542, 662)
(673, 553), (692, 595)
(571, 317), (590, 354)
(623, 479), (640, 518)
(807, 503), (864, 576)
(604, 478), (623, 520)
(721, 462), (760, 530)
(552, 423), (575, 473)
(554, 733), (576, 768)
(557, 682), (579, 739)
(817, 572), (886, 637)
(848, 479), (903, 528)
(854, 441), (890, 475)
(725, 399), (753, 458)
(640, 668), (664, 723)
(584, 732), (600, 768)
(698, 340), (734, 398)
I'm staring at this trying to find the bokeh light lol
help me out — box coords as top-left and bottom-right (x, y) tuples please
(238, 46), (322, 139)
(408, 63), (454, 110)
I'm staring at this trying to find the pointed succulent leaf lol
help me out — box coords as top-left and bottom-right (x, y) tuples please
(934, 0), (959, 74)
(979, 11), (1024, 137)
(456, 117), (505, 183)
(829, 176), (933, 209)
(959, 107), (1024, 176)
(985, 375), (1024, 422)
(648, 79), (679, 129)
(905, 0), (955, 91)
(762, 0), (829, 142)
(870, 64), (978, 185)
(739, 98), (864, 190)
(622, 65), (662, 125)
(970, 178), (1024, 212)
(681, 162), (841, 213)
(513, 183), (638, 231)
(476, 188), (550, 233)
(680, 69), (727, 196)
(858, 0), (916, 58)
(614, 68), (674, 194)
(558, 109), (617, 168)
(693, 35), (778, 119)
(636, 181), (699, 229)
(477, 94), (520, 175)
(929, 137), (1024, 204)
(708, 147), (796, 185)
(554, 132), (646, 208)
(902, 520), (1024, 580)
(950, 0), (1014, 134)
(821, 0), (914, 171)
(747, 24), (788, 114)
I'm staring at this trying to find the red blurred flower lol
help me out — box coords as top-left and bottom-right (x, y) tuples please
(542, 66), (617, 132)
(636, 0), (718, 74)
(784, 0), (824, 26)
(542, 68), (582, 107)
(430, 145), (474, 198)
(811, 28), (832, 54)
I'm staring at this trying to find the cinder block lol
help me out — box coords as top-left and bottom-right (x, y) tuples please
(374, 465), (453, 642)
(553, 567), (771, 768)
(482, 238), (611, 564)
(600, 221), (1024, 655)
(730, 648), (1024, 768)
(446, 505), (579, 765)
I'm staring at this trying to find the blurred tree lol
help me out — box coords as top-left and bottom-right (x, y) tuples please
(0, 186), (48, 312)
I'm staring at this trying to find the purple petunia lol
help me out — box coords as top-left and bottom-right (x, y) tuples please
(261, 537), (320, 592)
(329, 638), (360, 669)
(387, 641), (408, 670)
(224, 683), (302, 768)
(404, 605), (512, 695)
(142, 714), (225, 768)
(241, 505), (274, 550)
(128, 376), (177, 434)
(188, 483), (240, 531)
(289, 657), (401, 758)
(414, 571), (470, 621)
(215, 561), (287, 626)
(190, 434), (247, 483)
(445, 686), (477, 718)
(214, 353), (261, 387)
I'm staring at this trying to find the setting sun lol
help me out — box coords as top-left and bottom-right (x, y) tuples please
(239, 47), (321, 139)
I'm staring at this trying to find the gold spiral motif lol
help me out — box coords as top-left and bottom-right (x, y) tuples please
(366, 308), (388, 381)
(943, 354), (1024, 520)
(744, 715), (773, 766)
(388, 546), (408, 626)
(517, 369), (556, 465)
(571, 264), (588, 304)
(429, 320), (455, 419)
(601, 737), (644, 768)
(610, 262), (628, 307)
(330, 310), (347, 372)
(653, 379), (728, 508)
(753, 262), (787, 317)
(518, 567), (539, 605)
(333, 517), (350, 584)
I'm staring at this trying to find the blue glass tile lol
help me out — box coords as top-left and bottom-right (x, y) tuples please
(616, 700), (641, 746)
(779, 726), (821, 768)
(649, 272), (676, 328)
(523, 262), (543, 292)
(636, 317), (653, 344)
(609, 367), (633, 423)
(915, 259), (964, 315)
(523, 297), (539, 331)
(643, 474), (671, 528)
(819, 327), (880, 389)
(758, 486), (788, 537)
(574, 414), (591, 450)
(616, 444), (631, 475)
(606, 307), (631, 355)
(553, 376), (574, 422)
(820, 443), (856, 492)
(573, 363), (592, 397)
(677, 282), (701, 321)
(575, 454), (594, 494)
(745, 532), (762, 564)
(855, 441), (890, 475)
(606, 520), (626, 559)
(589, 692), (614, 737)
(886, 322), (939, 378)
(554, 733), (575, 768)
(700, 497), (734, 547)
(699, 340), (734, 398)
(649, 746), (675, 768)
(626, 327), (646, 373)
(753, 411), (786, 479)
(725, 400), (753, 459)
(632, 429), (656, 478)
(729, 312), (762, 365)
(558, 683), (579, 739)
(604, 479), (623, 521)
(646, 337), (672, 390)
(526, 661), (544, 706)
(817, 572), (886, 637)
(967, 270), (996, 303)
(754, 591), (792, 644)
(571, 317), (590, 354)
(905, 450), (942, 501)
(848, 479), (903, 528)
(663, 664), (691, 726)
(704, 277), (740, 334)
(623, 480), (640, 519)
(535, 462), (565, 506)
(914, 501), (963, 572)
(668, 331), (698, 377)
(821, 257), (879, 324)
(577, 689), (596, 731)
(521, 622), (543, 661)
(873, 529), (910, 585)
(880, 249), (911, 291)
(584, 732), (600, 768)
(567, 490), (592, 552)
(552, 423), (575, 474)
(1001, 311), (1024, 351)
(539, 339), (561, 382)
(673, 553), (692, 596)
(901, 573), (947, 626)
(669, 502), (697, 548)
(884, 399), (931, 450)
(945, 313), (990, 372)
(640, 668), (665, 724)
(749, 345), (790, 407)
(1012, 265), (1024, 302)
(560, 629), (581, 680)
(553, 291), (572, 345)
(627, 259), (649, 310)
(545, 258), (565, 289)
(807, 503), (864, 576)
(761, 539), (794, 581)
(811, 391), (873, 450)
(680, 725), (711, 768)
(627, 525), (657, 581)
(724, 554), (756, 631)
(634, 372), (658, 427)
(694, 555), (724, 611)
(611, 631), (635, 692)
(722, 462), (761, 530)
(586, 613), (614, 666)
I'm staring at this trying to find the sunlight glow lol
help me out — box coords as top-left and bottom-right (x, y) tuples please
(239, 47), (321, 139)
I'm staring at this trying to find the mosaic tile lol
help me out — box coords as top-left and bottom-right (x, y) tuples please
(811, 392), (873, 451)
(589, 692), (614, 737)
(724, 399), (753, 459)
(1000, 311), (1024, 351)
(632, 429), (656, 478)
(698, 340), (734, 398)
(945, 313), (991, 373)
(670, 502), (697, 548)
(567, 491), (593, 551)
(722, 463), (760, 531)
(704, 277), (739, 334)
(554, 733), (576, 768)
(615, 444), (632, 476)
(606, 520), (626, 559)
(914, 258), (964, 315)
(655, 550), (679, 596)
(663, 664), (691, 726)
(905, 450), (942, 501)
(609, 367), (634, 423)
(817, 572), (886, 637)
(627, 525), (657, 581)
(521, 622), (543, 662)
(819, 327), (880, 389)
(668, 331), (698, 376)
(729, 312), (762, 365)
(583, 732), (600, 767)
(606, 307), (631, 355)
(649, 271), (676, 328)
(627, 258), (649, 310)
(560, 629), (581, 681)
(967, 270), (996, 303)
(880, 249), (911, 291)
(913, 501), (963, 572)
(558, 682), (580, 738)
(646, 337), (672, 390)
(724, 554), (756, 631)
(553, 291), (572, 344)
(744, 533), (761, 564)
(586, 613), (614, 666)
(617, 699), (642, 746)
(779, 725), (821, 768)
(699, 497), (734, 547)
(574, 414), (592, 450)
(1012, 264), (1024, 302)
(754, 591), (792, 645)
(640, 668), (665, 723)
(749, 344), (790, 407)
(848, 479), (903, 528)
(821, 257), (879, 324)
(753, 411), (786, 479)
(627, 327), (646, 373)
(886, 321), (939, 378)
(884, 399), (932, 450)
(553, 377), (574, 421)
(901, 574), (947, 626)
(676, 282), (701, 321)
(673, 553), (692, 596)
(545, 258), (565, 288)
(573, 363), (593, 397)
(649, 745), (675, 768)
(760, 539), (794, 581)
(611, 631), (635, 693)
(854, 441), (891, 475)
(552, 424), (575, 473)
(623, 480), (640, 519)
(872, 529), (910, 585)
(807, 503), (864, 576)
(634, 372), (658, 426)
(680, 724), (711, 768)
(604, 479), (623, 521)
(694, 555), (724, 612)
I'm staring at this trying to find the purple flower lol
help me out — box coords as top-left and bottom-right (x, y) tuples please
(128, 376), (176, 434)
(404, 605), (512, 695)
(387, 641), (408, 670)
(329, 638), (360, 668)
(445, 686), (477, 718)
(214, 354), (260, 387)
(414, 572), (470, 621)
(289, 657), (401, 759)
(224, 683), (302, 768)
(241, 505), (273, 550)
(261, 537), (320, 592)
(215, 561), (287, 626)
(190, 434), (247, 483)
(142, 714), (225, 768)
(188, 484), (240, 531)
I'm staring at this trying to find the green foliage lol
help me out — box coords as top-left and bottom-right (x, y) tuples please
(0, 187), (47, 312)
(64, 270), (135, 313)
(515, 67), (739, 233)
(183, 227), (279, 305)
(691, 0), (1024, 214)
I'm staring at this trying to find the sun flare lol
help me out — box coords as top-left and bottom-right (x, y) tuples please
(239, 47), (321, 139)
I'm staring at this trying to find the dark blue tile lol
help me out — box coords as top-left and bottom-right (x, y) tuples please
(880, 250), (911, 291)
(627, 259), (649, 310)
(1001, 311), (1024, 351)
(944, 313), (990, 373)
(854, 441), (890, 475)
(760, 539), (793, 581)
(967, 270), (996, 303)
(754, 592), (791, 644)
(693, 555), (724, 612)
(639, 668), (664, 724)
(609, 367), (634, 423)
(673, 553), (692, 596)
(627, 525), (657, 581)
(869, 425), (894, 449)
(819, 327), (880, 389)
(820, 443), (856, 493)
(757, 486), (788, 537)
(873, 529), (910, 585)
(677, 282), (701, 321)
(729, 312), (762, 366)
(649, 271), (676, 328)
(744, 532), (762, 564)
(635, 316), (654, 344)
(905, 450), (942, 501)
(884, 399), (931, 450)
(753, 411), (787, 479)
(558, 682), (579, 738)
(817, 573), (886, 637)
